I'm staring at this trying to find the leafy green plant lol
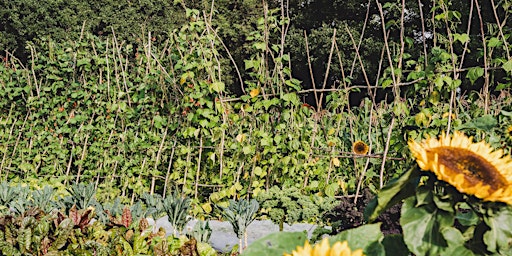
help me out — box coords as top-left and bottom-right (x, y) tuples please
(257, 186), (335, 231)
(62, 183), (98, 211)
(31, 186), (57, 214)
(241, 232), (307, 256)
(242, 223), (404, 256)
(189, 220), (212, 244)
(221, 198), (259, 254)
(6, 185), (31, 215)
(163, 190), (191, 236)
(141, 192), (166, 219)
(0, 182), (18, 209)
(0, 200), (217, 255)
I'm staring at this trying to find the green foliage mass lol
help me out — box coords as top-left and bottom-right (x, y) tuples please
(256, 186), (336, 230)
(367, 166), (512, 255)
(0, 7), (408, 214)
(1, 0), (512, 228)
(243, 223), (406, 256)
(0, 0), (186, 60)
(0, 182), (216, 255)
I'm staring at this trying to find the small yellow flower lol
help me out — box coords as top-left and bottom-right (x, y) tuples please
(250, 88), (260, 98)
(352, 141), (369, 155)
(408, 131), (512, 205)
(284, 238), (364, 256)
(442, 112), (456, 120)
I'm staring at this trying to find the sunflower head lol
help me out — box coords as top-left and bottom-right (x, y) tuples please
(506, 124), (512, 141)
(352, 141), (369, 155)
(284, 238), (364, 256)
(408, 131), (512, 205)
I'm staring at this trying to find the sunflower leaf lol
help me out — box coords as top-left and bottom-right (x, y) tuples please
(400, 196), (454, 256)
(382, 235), (409, 256)
(457, 115), (497, 132)
(241, 232), (307, 256)
(441, 227), (475, 256)
(364, 166), (421, 222)
(482, 206), (512, 254)
(330, 223), (385, 256)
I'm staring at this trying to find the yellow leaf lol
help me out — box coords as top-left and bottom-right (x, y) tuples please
(252, 187), (262, 197)
(327, 128), (336, 136)
(332, 157), (340, 167)
(236, 133), (245, 143)
(250, 88), (260, 98)
(338, 180), (346, 193)
(201, 203), (212, 213)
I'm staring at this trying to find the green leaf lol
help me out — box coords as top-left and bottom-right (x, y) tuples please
(496, 82), (511, 90)
(400, 195), (455, 256)
(501, 110), (512, 117)
(76, 58), (91, 67)
(285, 79), (301, 91)
(483, 206), (512, 254)
(455, 207), (479, 227)
(253, 42), (266, 51)
(457, 115), (497, 132)
(466, 67), (484, 84)
(381, 78), (393, 88)
(503, 59), (512, 73)
(434, 76), (444, 90)
(442, 227), (474, 256)
(487, 37), (502, 48)
(382, 235), (409, 256)
(241, 232), (307, 256)
(253, 167), (263, 177)
(46, 74), (62, 81)
(209, 82), (225, 93)
(281, 93), (299, 106)
(453, 33), (470, 44)
(364, 167), (421, 222)
(330, 223), (384, 256)
(324, 183), (338, 197)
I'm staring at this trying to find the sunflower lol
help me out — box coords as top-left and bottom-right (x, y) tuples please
(408, 131), (512, 205)
(352, 141), (369, 155)
(284, 238), (364, 256)
(506, 124), (512, 141)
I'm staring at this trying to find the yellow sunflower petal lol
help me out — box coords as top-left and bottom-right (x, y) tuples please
(408, 131), (512, 205)
(284, 238), (364, 256)
(313, 238), (330, 255)
(506, 125), (512, 140)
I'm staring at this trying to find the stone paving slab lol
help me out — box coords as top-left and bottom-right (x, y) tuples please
(147, 217), (322, 252)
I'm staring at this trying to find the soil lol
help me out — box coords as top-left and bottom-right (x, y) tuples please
(324, 188), (402, 236)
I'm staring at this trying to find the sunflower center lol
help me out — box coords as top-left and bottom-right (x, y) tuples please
(434, 147), (508, 192)
(353, 142), (368, 154)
